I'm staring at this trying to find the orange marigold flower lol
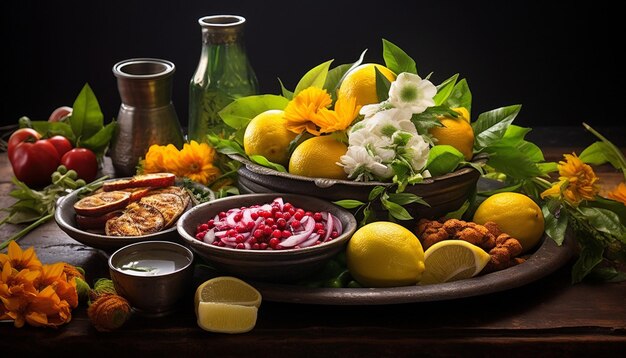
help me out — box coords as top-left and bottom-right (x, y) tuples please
(315, 95), (362, 134)
(142, 143), (182, 174)
(607, 182), (626, 205)
(177, 141), (222, 186)
(284, 87), (333, 135)
(0, 241), (42, 271)
(0, 242), (79, 328)
(541, 153), (599, 205)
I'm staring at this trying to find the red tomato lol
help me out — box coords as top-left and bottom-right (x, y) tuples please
(61, 148), (98, 183)
(49, 106), (73, 122)
(7, 128), (41, 160)
(10, 140), (60, 187)
(47, 135), (74, 158)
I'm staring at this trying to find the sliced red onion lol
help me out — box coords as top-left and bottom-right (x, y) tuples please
(299, 233), (321, 248)
(280, 218), (315, 247)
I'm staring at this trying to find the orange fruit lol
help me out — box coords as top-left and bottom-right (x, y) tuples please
(429, 108), (474, 160)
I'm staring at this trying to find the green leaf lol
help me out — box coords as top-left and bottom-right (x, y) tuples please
(571, 235), (604, 283)
(537, 162), (558, 175)
(333, 199), (365, 209)
(425, 145), (464, 176)
(71, 83), (105, 141)
(433, 73), (459, 106)
(368, 186), (386, 201)
(29, 120), (76, 143)
(472, 104), (522, 150)
(444, 200), (470, 220)
(294, 59), (334, 96)
(218, 95), (289, 143)
(249, 155), (287, 173)
(542, 202), (569, 245)
(80, 121), (117, 157)
(587, 196), (626, 226)
(579, 207), (626, 241)
(483, 143), (543, 179)
(382, 38), (417, 74)
(360, 205), (376, 227)
(582, 122), (626, 178)
(277, 78), (294, 100)
(586, 267), (626, 283)
(500, 125), (545, 163)
(324, 63), (353, 101)
(580, 141), (625, 170)
(387, 192), (422, 206)
(444, 79), (472, 116)
(207, 134), (246, 156)
(381, 198), (413, 221)
(375, 67), (392, 102)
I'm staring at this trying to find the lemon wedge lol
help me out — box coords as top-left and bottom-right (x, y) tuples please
(419, 240), (491, 285)
(194, 276), (262, 333)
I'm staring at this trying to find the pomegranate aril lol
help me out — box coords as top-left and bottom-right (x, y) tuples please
(277, 218), (287, 228)
(313, 212), (323, 221)
(253, 229), (264, 239)
(272, 229), (282, 238)
(290, 220), (301, 229)
(265, 217), (275, 226)
(269, 237), (280, 249)
(281, 230), (291, 238)
(294, 211), (304, 220)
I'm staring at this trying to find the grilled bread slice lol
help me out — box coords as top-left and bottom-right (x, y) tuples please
(105, 202), (165, 236)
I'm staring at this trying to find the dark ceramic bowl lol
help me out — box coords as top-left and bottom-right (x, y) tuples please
(231, 154), (487, 222)
(54, 178), (207, 252)
(176, 193), (357, 283)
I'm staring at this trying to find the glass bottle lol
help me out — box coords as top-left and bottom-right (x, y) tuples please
(188, 15), (259, 142)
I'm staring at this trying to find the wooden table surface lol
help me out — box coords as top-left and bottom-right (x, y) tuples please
(1, 128), (625, 357)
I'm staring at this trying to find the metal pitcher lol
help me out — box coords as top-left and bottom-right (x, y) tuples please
(110, 58), (184, 177)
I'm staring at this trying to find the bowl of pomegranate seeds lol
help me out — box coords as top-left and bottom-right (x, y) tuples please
(176, 193), (357, 283)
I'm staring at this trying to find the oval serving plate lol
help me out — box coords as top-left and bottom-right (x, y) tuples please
(249, 228), (575, 305)
(54, 178), (208, 252)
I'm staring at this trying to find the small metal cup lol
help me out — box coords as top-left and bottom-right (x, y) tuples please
(108, 241), (194, 317)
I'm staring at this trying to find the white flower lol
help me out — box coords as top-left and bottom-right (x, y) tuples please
(360, 103), (384, 118)
(364, 108), (417, 136)
(339, 146), (393, 181)
(388, 72), (436, 114)
(404, 134), (430, 171)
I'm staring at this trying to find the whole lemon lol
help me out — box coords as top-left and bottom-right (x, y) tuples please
(244, 110), (297, 166)
(346, 221), (425, 287)
(288, 135), (348, 179)
(337, 63), (396, 107)
(473, 192), (545, 253)
(429, 107), (475, 160)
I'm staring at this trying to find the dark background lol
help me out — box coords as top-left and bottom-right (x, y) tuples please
(2, 0), (624, 144)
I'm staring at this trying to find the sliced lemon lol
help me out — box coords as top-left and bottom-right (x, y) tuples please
(194, 276), (262, 333)
(197, 302), (258, 334)
(419, 240), (491, 285)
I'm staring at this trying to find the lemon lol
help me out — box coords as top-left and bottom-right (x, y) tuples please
(243, 109), (297, 166)
(337, 63), (397, 107)
(194, 276), (262, 333)
(419, 240), (491, 285)
(346, 221), (425, 287)
(197, 302), (258, 334)
(288, 135), (348, 179)
(429, 108), (474, 160)
(473, 192), (545, 254)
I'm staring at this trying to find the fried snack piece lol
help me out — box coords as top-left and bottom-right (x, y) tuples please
(415, 218), (525, 274)
(483, 233), (526, 274)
